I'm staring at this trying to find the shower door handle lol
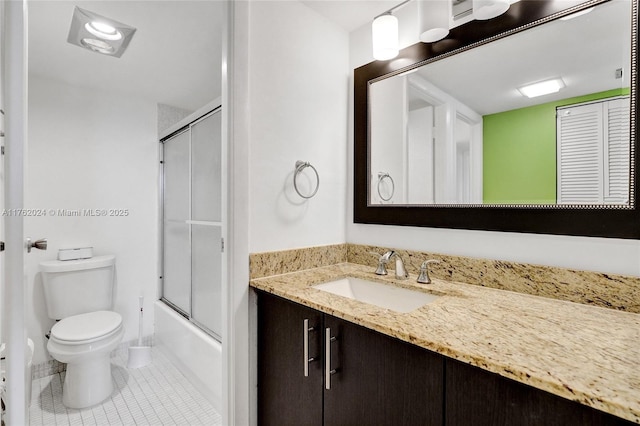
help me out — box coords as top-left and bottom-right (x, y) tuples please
(26, 237), (47, 253)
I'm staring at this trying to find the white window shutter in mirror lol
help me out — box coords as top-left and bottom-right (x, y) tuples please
(557, 97), (630, 205)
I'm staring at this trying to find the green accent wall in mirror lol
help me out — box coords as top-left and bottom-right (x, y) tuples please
(483, 89), (630, 204)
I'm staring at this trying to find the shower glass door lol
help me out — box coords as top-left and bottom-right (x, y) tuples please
(162, 107), (224, 340)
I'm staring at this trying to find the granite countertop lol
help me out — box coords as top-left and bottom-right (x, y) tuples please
(249, 262), (640, 423)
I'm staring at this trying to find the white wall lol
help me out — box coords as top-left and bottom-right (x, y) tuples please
(370, 75), (406, 204)
(348, 23), (640, 277)
(26, 76), (159, 365)
(247, 1), (349, 253)
(234, 3), (349, 424)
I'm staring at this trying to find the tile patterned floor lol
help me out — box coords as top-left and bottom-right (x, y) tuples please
(29, 347), (222, 426)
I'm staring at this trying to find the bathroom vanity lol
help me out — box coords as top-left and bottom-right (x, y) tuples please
(258, 290), (443, 425)
(251, 263), (639, 425)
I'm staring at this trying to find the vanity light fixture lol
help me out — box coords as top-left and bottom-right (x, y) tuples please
(67, 7), (136, 58)
(372, 0), (514, 61)
(472, 0), (510, 20)
(372, 12), (400, 60)
(518, 78), (565, 98)
(419, 0), (450, 43)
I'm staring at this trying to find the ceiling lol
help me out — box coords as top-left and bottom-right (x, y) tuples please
(408, 0), (631, 115)
(25, 0), (408, 114)
(27, 1), (632, 116)
(301, 0), (397, 32)
(27, 0), (383, 113)
(28, 1), (224, 112)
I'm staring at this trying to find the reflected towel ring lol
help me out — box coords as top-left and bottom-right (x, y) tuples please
(294, 160), (320, 199)
(377, 172), (395, 202)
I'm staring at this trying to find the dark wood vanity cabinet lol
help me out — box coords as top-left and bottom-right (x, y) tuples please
(323, 314), (444, 426)
(257, 291), (444, 426)
(257, 291), (634, 426)
(257, 291), (323, 425)
(445, 358), (634, 426)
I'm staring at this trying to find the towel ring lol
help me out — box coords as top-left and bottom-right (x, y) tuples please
(377, 172), (395, 202)
(294, 160), (319, 199)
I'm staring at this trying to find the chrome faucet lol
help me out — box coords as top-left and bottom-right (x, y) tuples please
(417, 260), (440, 284)
(374, 250), (409, 280)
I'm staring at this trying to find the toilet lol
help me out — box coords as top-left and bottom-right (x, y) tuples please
(40, 255), (124, 409)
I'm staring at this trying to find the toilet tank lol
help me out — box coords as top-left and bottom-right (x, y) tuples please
(40, 255), (116, 320)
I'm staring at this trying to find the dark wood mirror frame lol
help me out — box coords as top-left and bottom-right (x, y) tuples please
(354, 0), (639, 239)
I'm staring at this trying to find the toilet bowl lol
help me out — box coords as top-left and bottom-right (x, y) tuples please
(47, 311), (124, 408)
(40, 255), (123, 409)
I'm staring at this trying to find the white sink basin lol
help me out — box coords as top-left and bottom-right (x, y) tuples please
(313, 277), (438, 313)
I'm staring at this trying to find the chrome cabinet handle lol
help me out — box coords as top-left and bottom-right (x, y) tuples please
(26, 237), (47, 253)
(303, 319), (316, 377)
(325, 327), (338, 390)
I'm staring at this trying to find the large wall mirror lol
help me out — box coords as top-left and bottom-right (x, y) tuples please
(354, 0), (640, 238)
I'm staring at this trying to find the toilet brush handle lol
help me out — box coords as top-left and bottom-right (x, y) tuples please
(137, 296), (144, 346)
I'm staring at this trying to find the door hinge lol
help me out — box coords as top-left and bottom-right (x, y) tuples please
(221, 238), (225, 253)
(1, 146), (4, 155)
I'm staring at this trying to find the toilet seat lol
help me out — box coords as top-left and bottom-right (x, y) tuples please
(50, 311), (123, 345)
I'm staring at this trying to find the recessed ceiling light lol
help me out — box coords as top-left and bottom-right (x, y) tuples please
(81, 38), (116, 55)
(85, 21), (123, 41)
(67, 7), (136, 58)
(518, 78), (566, 98)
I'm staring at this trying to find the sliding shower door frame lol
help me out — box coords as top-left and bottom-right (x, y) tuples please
(159, 101), (225, 342)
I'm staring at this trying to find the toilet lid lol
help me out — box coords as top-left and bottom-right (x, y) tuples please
(51, 311), (122, 342)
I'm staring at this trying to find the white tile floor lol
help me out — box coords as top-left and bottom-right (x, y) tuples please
(29, 346), (222, 426)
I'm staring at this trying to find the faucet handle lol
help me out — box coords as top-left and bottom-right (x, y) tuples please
(417, 259), (440, 284)
(368, 251), (389, 275)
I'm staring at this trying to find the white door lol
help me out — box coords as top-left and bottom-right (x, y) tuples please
(3, 1), (30, 424)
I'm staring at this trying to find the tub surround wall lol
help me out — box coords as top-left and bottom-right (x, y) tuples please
(154, 301), (222, 412)
(249, 244), (640, 312)
(157, 103), (193, 134)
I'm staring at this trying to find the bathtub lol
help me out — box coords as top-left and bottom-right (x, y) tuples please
(154, 301), (222, 412)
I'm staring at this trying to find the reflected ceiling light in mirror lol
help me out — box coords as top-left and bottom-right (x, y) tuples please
(67, 7), (137, 58)
(473, 0), (510, 20)
(372, 12), (399, 60)
(518, 78), (565, 98)
(419, 0), (450, 43)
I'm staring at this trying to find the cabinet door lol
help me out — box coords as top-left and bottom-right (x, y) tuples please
(257, 292), (323, 426)
(445, 358), (634, 426)
(324, 315), (444, 426)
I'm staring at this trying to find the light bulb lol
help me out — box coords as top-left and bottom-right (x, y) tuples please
(473, 0), (510, 20)
(372, 13), (399, 61)
(85, 21), (123, 41)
